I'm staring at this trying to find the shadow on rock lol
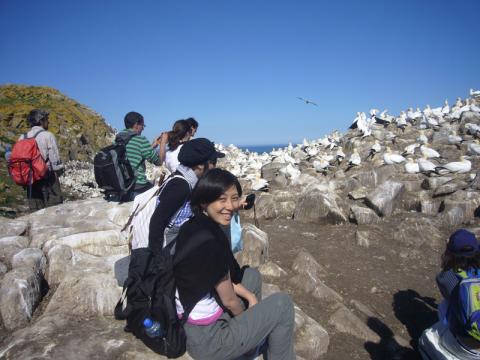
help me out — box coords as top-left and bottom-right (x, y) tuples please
(364, 317), (418, 360)
(393, 289), (438, 350)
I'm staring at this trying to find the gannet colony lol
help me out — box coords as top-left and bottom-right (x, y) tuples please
(60, 89), (480, 206)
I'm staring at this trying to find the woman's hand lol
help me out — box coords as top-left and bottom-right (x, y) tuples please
(233, 283), (258, 308)
(246, 294), (258, 308)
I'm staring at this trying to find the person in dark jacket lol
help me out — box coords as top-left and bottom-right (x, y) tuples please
(173, 168), (295, 360)
(148, 138), (224, 256)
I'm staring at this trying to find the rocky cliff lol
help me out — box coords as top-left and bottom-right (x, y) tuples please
(0, 84), (115, 162)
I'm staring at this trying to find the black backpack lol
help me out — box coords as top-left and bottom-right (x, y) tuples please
(114, 246), (191, 358)
(94, 132), (137, 198)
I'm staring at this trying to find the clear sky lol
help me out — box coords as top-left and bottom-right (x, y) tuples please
(1, 0), (479, 146)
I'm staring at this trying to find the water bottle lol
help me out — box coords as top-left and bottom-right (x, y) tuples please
(143, 317), (164, 338)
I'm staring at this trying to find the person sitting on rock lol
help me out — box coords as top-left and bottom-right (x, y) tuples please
(173, 168), (295, 360)
(148, 138), (224, 255)
(117, 111), (162, 200)
(419, 229), (480, 358)
(20, 109), (64, 210)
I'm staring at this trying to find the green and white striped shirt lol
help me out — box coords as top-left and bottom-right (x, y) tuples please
(121, 129), (160, 186)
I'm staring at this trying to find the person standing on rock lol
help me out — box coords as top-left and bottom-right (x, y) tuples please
(173, 168), (295, 360)
(20, 109), (64, 210)
(117, 111), (162, 200)
(148, 138), (224, 255)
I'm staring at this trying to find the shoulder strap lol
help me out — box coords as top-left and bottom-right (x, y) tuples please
(120, 174), (187, 233)
(33, 129), (45, 139)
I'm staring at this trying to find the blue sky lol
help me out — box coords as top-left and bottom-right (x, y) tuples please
(1, 0), (479, 145)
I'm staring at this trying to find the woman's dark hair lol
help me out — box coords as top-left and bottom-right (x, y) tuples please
(190, 168), (242, 214)
(168, 119), (190, 150)
(186, 117), (198, 130)
(441, 249), (480, 272)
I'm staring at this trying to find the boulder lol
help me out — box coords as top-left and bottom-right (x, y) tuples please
(258, 261), (288, 278)
(261, 162), (288, 182)
(292, 249), (327, 279)
(235, 224), (269, 267)
(43, 271), (121, 317)
(393, 217), (443, 249)
(0, 218), (28, 237)
(11, 248), (47, 275)
(349, 206), (380, 225)
(45, 245), (74, 286)
(294, 190), (347, 224)
(43, 230), (128, 257)
(365, 180), (405, 217)
(328, 304), (380, 342)
(440, 191), (480, 227)
(0, 267), (43, 331)
(0, 314), (193, 360)
(289, 273), (343, 303)
(294, 306), (330, 359)
(348, 187), (368, 200)
(254, 193), (295, 220)
(433, 179), (468, 197)
(421, 176), (453, 190)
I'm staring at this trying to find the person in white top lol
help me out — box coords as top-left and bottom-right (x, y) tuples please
(19, 109), (64, 210)
(164, 119), (193, 173)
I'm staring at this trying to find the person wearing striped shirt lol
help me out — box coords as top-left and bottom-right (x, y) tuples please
(116, 111), (161, 200)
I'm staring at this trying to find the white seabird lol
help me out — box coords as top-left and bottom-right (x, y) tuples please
(420, 144), (441, 159)
(313, 159), (331, 173)
(468, 140), (480, 155)
(405, 158), (420, 174)
(346, 149), (361, 171)
(368, 140), (381, 159)
(383, 147), (406, 165)
(335, 146), (345, 164)
(418, 156), (437, 174)
(442, 100), (450, 116)
(448, 131), (463, 148)
(402, 143), (419, 156)
(251, 177), (269, 191)
(470, 88), (480, 98)
(417, 130), (428, 144)
(435, 156), (471, 174)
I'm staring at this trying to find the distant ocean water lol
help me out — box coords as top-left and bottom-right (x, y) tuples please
(237, 144), (289, 154)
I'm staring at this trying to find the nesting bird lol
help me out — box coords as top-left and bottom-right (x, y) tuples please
(346, 149), (361, 171)
(435, 156), (471, 174)
(383, 147), (406, 165)
(405, 158), (420, 174)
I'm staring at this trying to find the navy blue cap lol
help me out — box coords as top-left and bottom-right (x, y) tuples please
(447, 229), (479, 256)
(178, 138), (225, 167)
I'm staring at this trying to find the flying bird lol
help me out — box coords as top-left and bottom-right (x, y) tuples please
(297, 97), (318, 106)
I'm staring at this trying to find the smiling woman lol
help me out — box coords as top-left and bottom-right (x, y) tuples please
(173, 168), (295, 360)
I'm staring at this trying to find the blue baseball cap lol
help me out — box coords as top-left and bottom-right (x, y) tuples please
(447, 229), (479, 256)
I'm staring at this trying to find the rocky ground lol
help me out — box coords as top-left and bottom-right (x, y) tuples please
(1, 94), (480, 359)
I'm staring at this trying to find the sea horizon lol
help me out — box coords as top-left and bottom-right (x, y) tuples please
(237, 143), (289, 154)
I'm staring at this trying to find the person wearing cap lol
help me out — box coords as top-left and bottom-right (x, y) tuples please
(116, 111), (162, 200)
(19, 109), (64, 210)
(419, 229), (480, 358)
(148, 138), (225, 255)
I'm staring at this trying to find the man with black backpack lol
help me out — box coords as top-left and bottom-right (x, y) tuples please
(10, 109), (64, 210)
(117, 111), (162, 200)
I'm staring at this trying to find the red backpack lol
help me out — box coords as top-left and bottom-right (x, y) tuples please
(8, 130), (48, 186)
